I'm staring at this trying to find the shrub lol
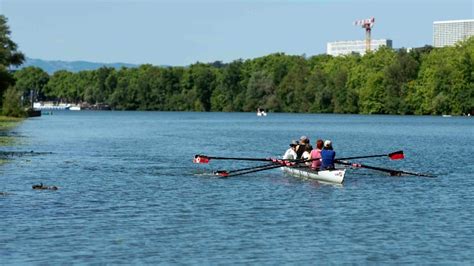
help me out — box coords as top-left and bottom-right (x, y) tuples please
(2, 86), (26, 117)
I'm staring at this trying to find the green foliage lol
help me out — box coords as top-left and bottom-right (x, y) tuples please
(0, 15), (24, 110)
(13, 67), (49, 104)
(13, 37), (474, 115)
(0, 16), (24, 67)
(213, 60), (244, 111)
(43, 70), (75, 101)
(408, 39), (474, 115)
(2, 87), (26, 117)
(243, 70), (275, 111)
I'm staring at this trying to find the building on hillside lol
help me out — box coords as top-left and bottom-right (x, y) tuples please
(433, 19), (474, 47)
(326, 39), (393, 56)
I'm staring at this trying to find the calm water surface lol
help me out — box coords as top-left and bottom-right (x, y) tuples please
(1, 111), (473, 264)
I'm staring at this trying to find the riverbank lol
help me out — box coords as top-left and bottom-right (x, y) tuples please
(0, 116), (23, 146)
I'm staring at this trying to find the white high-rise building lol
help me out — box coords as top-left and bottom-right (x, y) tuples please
(433, 19), (474, 47)
(327, 39), (393, 56)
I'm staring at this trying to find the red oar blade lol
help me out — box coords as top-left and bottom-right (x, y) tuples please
(389, 150), (404, 160)
(214, 171), (229, 177)
(193, 155), (210, 164)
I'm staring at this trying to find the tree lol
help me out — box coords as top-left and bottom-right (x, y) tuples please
(323, 56), (357, 113)
(243, 70), (275, 111)
(409, 44), (470, 115)
(357, 47), (396, 114)
(187, 63), (216, 111)
(213, 60), (243, 111)
(0, 15), (25, 109)
(13, 67), (50, 105)
(276, 57), (309, 112)
(43, 70), (75, 101)
(2, 86), (25, 117)
(383, 50), (419, 114)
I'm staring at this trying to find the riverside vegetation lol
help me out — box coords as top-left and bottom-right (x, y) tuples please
(1, 14), (474, 116)
(0, 116), (23, 165)
(0, 15), (25, 158)
(0, 15), (25, 117)
(16, 38), (474, 115)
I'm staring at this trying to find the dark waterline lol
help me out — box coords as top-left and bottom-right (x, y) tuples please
(1, 111), (473, 264)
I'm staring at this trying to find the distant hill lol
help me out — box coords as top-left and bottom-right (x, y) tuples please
(16, 57), (139, 74)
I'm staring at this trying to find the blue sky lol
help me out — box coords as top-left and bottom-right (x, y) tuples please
(1, 0), (472, 66)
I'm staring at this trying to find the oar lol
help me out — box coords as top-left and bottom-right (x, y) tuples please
(216, 158), (315, 178)
(194, 154), (274, 164)
(217, 164), (285, 178)
(214, 162), (276, 176)
(335, 160), (435, 177)
(336, 150), (404, 161)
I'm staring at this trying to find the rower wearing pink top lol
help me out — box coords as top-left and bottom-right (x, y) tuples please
(310, 139), (324, 170)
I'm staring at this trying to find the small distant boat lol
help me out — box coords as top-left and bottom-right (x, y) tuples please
(282, 167), (345, 184)
(33, 102), (71, 110)
(257, 108), (267, 116)
(69, 106), (81, 111)
(442, 114), (452, 117)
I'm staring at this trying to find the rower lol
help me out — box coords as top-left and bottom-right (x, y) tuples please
(320, 140), (336, 170)
(310, 139), (324, 170)
(295, 136), (310, 159)
(302, 145), (313, 166)
(283, 140), (298, 160)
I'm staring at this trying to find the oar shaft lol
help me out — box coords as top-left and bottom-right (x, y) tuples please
(336, 160), (435, 177)
(395, 170), (436, 177)
(337, 150), (403, 161)
(195, 154), (313, 164)
(223, 158), (316, 177)
(223, 163), (275, 174)
(208, 156), (272, 162)
(336, 160), (386, 171)
(226, 164), (284, 177)
(337, 154), (389, 160)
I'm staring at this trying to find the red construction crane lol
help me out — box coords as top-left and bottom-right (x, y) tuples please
(354, 17), (375, 52)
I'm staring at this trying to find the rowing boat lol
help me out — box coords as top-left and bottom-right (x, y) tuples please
(282, 167), (345, 184)
(282, 166), (345, 184)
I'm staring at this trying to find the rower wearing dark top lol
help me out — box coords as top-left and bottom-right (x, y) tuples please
(320, 140), (336, 170)
(295, 136), (310, 159)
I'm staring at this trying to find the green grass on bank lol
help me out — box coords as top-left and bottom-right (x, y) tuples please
(0, 115), (24, 131)
(0, 116), (24, 147)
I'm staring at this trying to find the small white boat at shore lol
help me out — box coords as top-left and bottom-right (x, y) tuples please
(69, 106), (81, 111)
(282, 167), (345, 184)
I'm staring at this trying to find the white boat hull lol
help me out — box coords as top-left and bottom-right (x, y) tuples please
(282, 167), (345, 184)
(33, 102), (71, 110)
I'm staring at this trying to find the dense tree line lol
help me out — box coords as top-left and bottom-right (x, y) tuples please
(12, 39), (474, 115)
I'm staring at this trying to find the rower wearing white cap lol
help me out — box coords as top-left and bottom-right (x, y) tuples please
(320, 140), (336, 170)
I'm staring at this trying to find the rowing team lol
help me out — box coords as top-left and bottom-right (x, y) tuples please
(283, 136), (335, 170)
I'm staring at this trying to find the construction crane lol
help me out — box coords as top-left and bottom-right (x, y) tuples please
(354, 17), (375, 52)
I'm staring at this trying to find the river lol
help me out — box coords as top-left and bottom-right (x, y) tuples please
(1, 111), (473, 263)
